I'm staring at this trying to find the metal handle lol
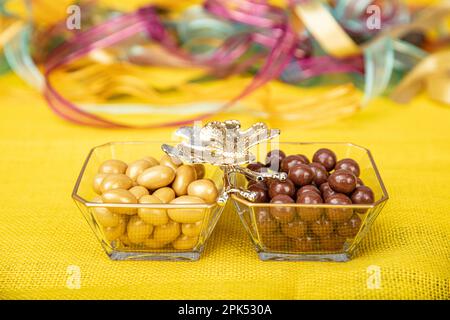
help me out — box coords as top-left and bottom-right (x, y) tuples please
(217, 187), (258, 205)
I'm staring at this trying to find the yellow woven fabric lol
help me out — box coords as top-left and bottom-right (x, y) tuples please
(0, 72), (449, 300)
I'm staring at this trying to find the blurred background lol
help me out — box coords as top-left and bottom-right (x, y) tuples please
(1, 0), (448, 130)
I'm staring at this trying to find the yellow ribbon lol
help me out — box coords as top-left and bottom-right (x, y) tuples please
(426, 71), (450, 105)
(292, 1), (450, 105)
(283, 1), (362, 123)
(391, 50), (450, 105)
(383, 2), (450, 105)
(293, 1), (360, 58)
(0, 18), (23, 50)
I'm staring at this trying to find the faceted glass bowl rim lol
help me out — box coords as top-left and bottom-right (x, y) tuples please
(231, 141), (389, 208)
(72, 141), (218, 209)
(72, 141), (389, 209)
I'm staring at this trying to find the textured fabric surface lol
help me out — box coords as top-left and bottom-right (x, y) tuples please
(0, 73), (449, 300)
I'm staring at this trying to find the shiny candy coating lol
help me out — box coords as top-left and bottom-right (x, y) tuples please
(247, 162), (265, 172)
(268, 179), (295, 199)
(152, 187), (176, 203)
(311, 217), (333, 237)
(137, 165), (175, 190)
(288, 164), (314, 187)
(328, 169), (357, 194)
(265, 177), (276, 189)
(270, 194), (295, 223)
(334, 158), (360, 177)
(172, 165), (197, 196)
(312, 149), (336, 172)
(98, 159), (127, 174)
(266, 150), (286, 162)
(172, 234), (199, 250)
(101, 189), (137, 215)
(126, 159), (154, 181)
(159, 154), (182, 172)
(91, 154), (221, 252)
(319, 182), (336, 200)
(296, 185), (320, 198)
(138, 195), (168, 225)
(337, 215), (362, 238)
(309, 162), (326, 172)
(351, 186), (374, 213)
(153, 221), (181, 243)
(142, 156), (159, 167)
(128, 185), (149, 200)
(99, 173), (133, 193)
(351, 186), (374, 205)
(127, 215), (154, 244)
(168, 196), (206, 223)
(281, 155), (307, 173)
(325, 193), (353, 223)
(93, 207), (121, 228)
(248, 185), (269, 203)
(281, 219), (307, 238)
(241, 147), (373, 254)
(248, 180), (268, 190)
(309, 162), (329, 186)
(103, 216), (127, 241)
(93, 173), (108, 194)
(356, 177), (364, 188)
(296, 154), (310, 164)
(255, 208), (278, 236)
(92, 196), (121, 228)
(187, 179), (219, 203)
(296, 191), (323, 222)
(181, 220), (203, 237)
(144, 238), (168, 249)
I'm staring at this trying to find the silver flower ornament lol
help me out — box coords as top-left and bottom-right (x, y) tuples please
(162, 120), (287, 204)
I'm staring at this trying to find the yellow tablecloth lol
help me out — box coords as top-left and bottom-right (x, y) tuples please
(0, 73), (449, 300)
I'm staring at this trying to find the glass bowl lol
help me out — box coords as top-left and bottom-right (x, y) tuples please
(72, 141), (225, 261)
(231, 142), (389, 262)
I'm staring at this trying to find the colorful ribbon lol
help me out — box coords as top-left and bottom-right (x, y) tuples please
(42, 1), (302, 127)
(1, 0), (449, 128)
(391, 50), (450, 105)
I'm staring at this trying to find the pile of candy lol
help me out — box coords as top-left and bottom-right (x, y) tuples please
(245, 148), (375, 252)
(92, 155), (219, 250)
